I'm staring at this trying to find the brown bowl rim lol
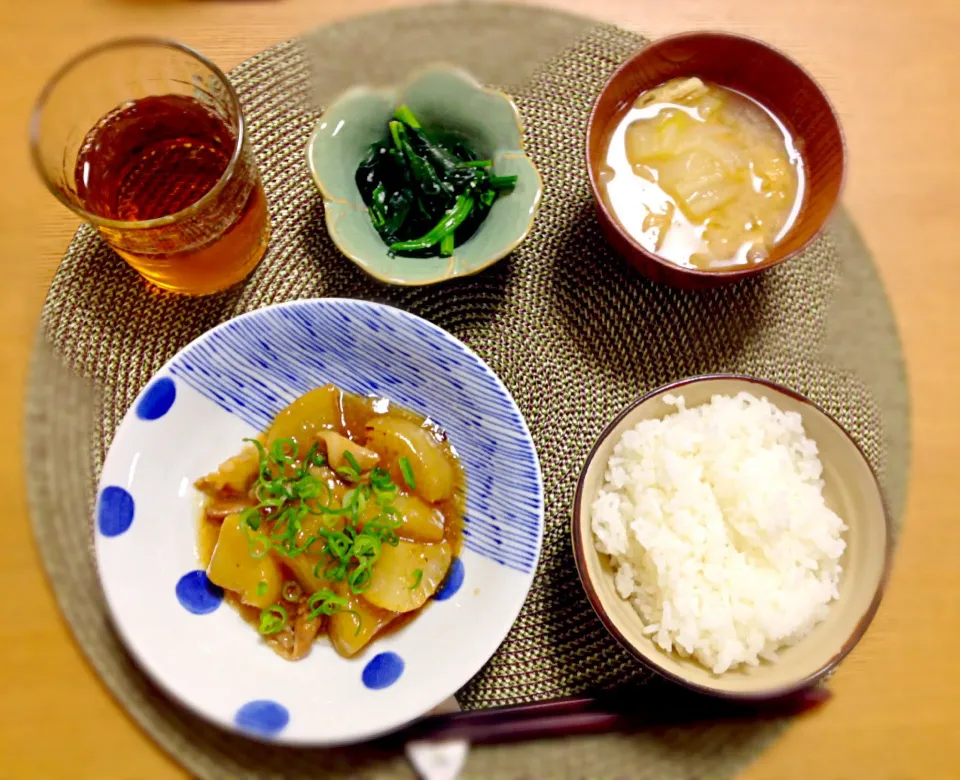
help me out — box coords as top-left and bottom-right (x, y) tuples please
(571, 373), (893, 700)
(585, 30), (848, 283)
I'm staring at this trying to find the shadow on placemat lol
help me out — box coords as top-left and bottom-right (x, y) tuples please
(25, 3), (908, 779)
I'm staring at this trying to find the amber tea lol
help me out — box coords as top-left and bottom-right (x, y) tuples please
(31, 39), (270, 296)
(75, 94), (269, 293)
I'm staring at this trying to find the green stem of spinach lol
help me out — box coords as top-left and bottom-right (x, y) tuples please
(369, 182), (388, 228)
(393, 105), (422, 129)
(456, 160), (493, 169)
(487, 174), (518, 190)
(388, 120), (405, 154)
(390, 195), (475, 253)
(390, 120), (451, 197)
(440, 232), (455, 257)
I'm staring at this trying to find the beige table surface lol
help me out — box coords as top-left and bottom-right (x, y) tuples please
(1, 1), (957, 778)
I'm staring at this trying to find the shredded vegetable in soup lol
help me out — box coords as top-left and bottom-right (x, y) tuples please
(598, 77), (804, 271)
(194, 384), (464, 661)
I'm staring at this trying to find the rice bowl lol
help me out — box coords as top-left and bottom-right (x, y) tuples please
(591, 392), (847, 675)
(572, 375), (890, 699)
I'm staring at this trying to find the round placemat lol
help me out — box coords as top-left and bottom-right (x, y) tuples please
(25, 3), (909, 779)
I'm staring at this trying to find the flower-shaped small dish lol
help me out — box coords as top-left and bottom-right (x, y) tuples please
(307, 65), (541, 286)
(94, 299), (544, 745)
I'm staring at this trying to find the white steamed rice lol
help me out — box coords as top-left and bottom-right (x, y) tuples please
(591, 392), (847, 674)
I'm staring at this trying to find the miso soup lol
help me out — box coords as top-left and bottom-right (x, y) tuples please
(599, 77), (805, 271)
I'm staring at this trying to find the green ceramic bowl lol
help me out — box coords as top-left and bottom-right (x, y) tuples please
(306, 65), (542, 286)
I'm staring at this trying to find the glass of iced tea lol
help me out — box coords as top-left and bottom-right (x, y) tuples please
(30, 38), (271, 296)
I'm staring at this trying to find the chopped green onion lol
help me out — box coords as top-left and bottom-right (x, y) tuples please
(258, 605), (287, 635)
(270, 437), (298, 465)
(370, 467), (394, 489)
(247, 533), (271, 559)
(409, 569), (423, 590)
(356, 490), (369, 519)
(295, 475), (322, 499)
(342, 488), (358, 511)
(256, 581), (268, 597)
(337, 466), (360, 482)
(373, 489), (398, 512)
(380, 504), (402, 529)
(399, 456), (416, 490)
(240, 506), (262, 532)
(321, 529), (353, 560)
(305, 590), (363, 636)
(348, 564), (373, 592)
(283, 534), (320, 557)
(243, 437), (269, 469)
(324, 560), (347, 582)
(306, 588), (353, 621)
(300, 441), (324, 471)
(282, 581), (302, 603)
(307, 500), (352, 517)
(233, 425), (409, 596)
(343, 451), (362, 474)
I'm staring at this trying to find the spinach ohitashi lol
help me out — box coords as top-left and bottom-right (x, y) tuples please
(355, 105), (518, 257)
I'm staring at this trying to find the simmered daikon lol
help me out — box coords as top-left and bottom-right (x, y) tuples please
(390, 494), (446, 543)
(207, 513), (283, 608)
(328, 587), (398, 657)
(195, 384), (464, 662)
(265, 384), (343, 448)
(364, 417), (455, 503)
(599, 77), (804, 270)
(363, 539), (453, 613)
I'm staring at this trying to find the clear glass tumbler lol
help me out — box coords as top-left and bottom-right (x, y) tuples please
(31, 38), (271, 296)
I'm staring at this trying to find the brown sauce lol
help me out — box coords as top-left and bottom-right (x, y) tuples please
(195, 385), (465, 661)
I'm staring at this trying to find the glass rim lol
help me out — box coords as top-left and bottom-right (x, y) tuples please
(29, 36), (247, 232)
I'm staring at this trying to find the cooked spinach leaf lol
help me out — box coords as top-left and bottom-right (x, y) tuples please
(354, 105), (518, 257)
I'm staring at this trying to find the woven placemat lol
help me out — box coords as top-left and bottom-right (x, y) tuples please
(25, 3), (909, 778)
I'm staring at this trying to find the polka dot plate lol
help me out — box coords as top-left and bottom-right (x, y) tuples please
(94, 298), (544, 745)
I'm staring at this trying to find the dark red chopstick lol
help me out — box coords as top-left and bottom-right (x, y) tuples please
(421, 710), (629, 746)
(380, 687), (830, 747)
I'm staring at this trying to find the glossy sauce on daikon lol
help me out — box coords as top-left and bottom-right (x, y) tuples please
(195, 385), (465, 662)
(599, 78), (805, 270)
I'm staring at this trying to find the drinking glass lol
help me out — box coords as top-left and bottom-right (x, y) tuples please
(31, 38), (271, 296)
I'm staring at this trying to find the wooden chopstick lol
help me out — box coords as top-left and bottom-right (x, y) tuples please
(383, 687), (830, 747)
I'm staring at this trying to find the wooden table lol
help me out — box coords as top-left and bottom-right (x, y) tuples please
(2, 1), (957, 777)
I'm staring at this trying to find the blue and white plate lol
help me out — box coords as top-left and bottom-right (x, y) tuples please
(94, 298), (544, 745)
